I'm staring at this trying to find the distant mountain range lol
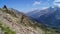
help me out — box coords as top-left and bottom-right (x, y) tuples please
(27, 6), (60, 28)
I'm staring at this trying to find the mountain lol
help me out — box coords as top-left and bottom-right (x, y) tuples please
(0, 5), (60, 34)
(0, 5), (46, 34)
(27, 6), (60, 28)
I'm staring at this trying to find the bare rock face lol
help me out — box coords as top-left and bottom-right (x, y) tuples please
(0, 6), (44, 34)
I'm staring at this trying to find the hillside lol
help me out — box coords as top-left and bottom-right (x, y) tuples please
(0, 5), (60, 34)
(0, 5), (46, 34)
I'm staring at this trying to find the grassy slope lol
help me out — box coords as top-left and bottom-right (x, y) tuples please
(0, 8), (16, 34)
(0, 21), (16, 34)
(0, 8), (60, 34)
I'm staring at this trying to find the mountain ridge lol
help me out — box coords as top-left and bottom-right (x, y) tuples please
(0, 5), (45, 34)
(0, 5), (60, 34)
(27, 6), (60, 29)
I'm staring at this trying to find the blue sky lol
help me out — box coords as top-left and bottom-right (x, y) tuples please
(0, 0), (60, 13)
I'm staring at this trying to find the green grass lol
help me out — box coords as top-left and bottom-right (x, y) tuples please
(0, 21), (16, 34)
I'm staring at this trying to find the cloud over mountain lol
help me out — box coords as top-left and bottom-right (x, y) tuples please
(33, 1), (41, 5)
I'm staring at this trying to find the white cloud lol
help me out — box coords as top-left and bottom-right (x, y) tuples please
(54, 0), (60, 7)
(54, 3), (60, 6)
(33, 1), (40, 5)
(54, 0), (60, 2)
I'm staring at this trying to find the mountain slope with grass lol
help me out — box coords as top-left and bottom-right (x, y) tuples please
(0, 5), (60, 34)
(0, 5), (45, 34)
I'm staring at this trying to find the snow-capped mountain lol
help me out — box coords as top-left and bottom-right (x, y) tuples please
(27, 6), (60, 28)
